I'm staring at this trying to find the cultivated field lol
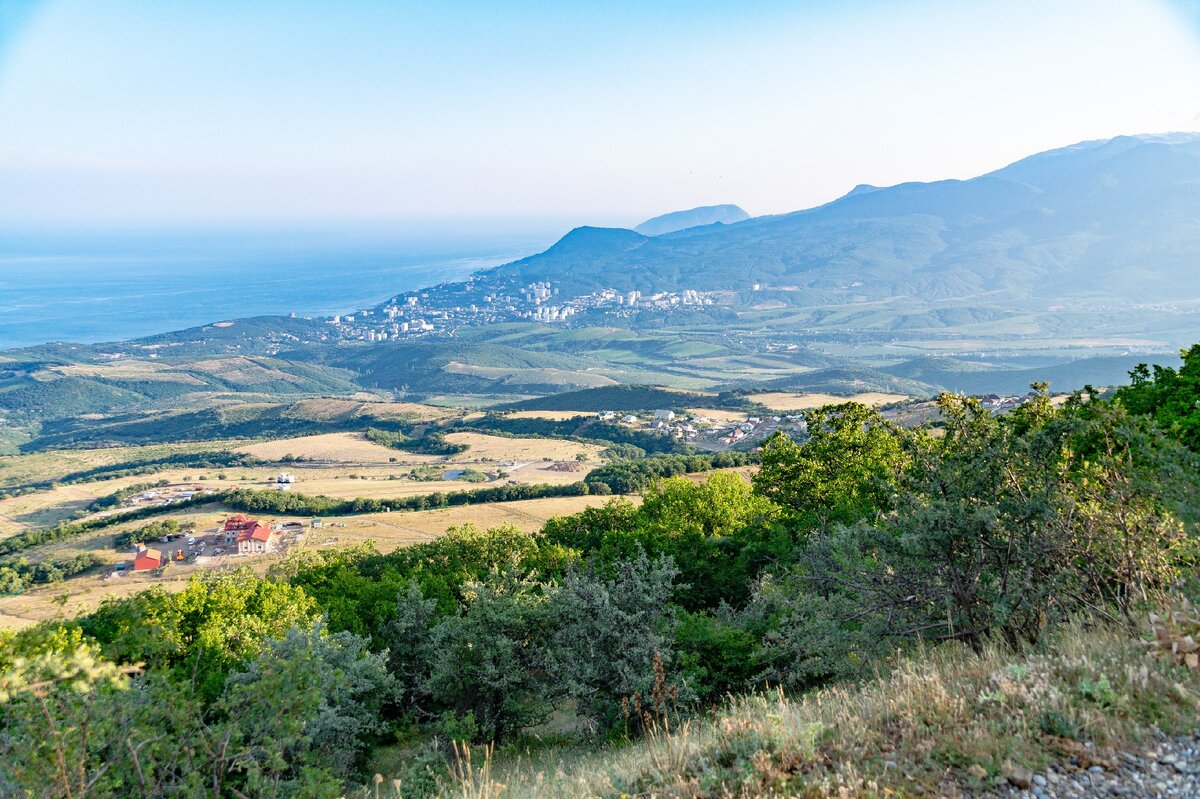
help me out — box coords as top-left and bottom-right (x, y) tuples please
(313, 494), (634, 552)
(442, 432), (605, 462)
(0, 440), (250, 489)
(501, 410), (593, 421)
(687, 408), (748, 423)
(236, 432), (428, 463)
(748, 391), (908, 411)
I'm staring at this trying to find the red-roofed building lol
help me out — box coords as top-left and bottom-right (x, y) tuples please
(223, 514), (255, 532)
(132, 545), (164, 571)
(237, 521), (275, 555)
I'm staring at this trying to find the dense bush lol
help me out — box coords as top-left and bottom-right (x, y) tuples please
(0, 552), (104, 596)
(584, 450), (757, 494)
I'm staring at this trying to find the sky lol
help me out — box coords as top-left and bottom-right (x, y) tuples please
(1, 0), (1199, 228)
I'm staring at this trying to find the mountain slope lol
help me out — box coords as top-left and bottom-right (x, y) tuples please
(475, 134), (1200, 316)
(634, 204), (750, 236)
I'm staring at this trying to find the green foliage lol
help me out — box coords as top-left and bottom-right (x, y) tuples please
(1115, 343), (1200, 451)
(544, 474), (783, 610)
(365, 426), (469, 456)
(547, 550), (682, 733)
(753, 402), (905, 529)
(424, 569), (554, 742)
(755, 390), (1200, 684)
(113, 517), (182, 549)
(220, 479), (592, 518)
(0, 552), (103, 596)
(223, 621), (398, 780)
(585, 450), (757, 494)
(500, 384), (762, 413)
(80, 568), (318, 702)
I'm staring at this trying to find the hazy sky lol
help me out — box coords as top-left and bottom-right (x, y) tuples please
(2, 0), (1199, 228)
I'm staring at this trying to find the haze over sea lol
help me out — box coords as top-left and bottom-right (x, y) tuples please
(0, 226), (558, 350)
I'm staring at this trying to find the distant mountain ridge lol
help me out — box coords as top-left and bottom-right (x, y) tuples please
(480, 134), (1200, 323)
(634, 204), (749, 236)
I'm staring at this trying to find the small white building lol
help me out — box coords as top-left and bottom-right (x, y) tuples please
(276, 472), (296, 484)
(653, 409), (676, 421)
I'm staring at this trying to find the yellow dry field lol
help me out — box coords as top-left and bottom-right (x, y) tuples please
(237, 432), (432, 463)
(48, 361), (207, 383)
(286, 397), (451, 423)
(0, 482), (130, 538)
(748, 392), (909, 411)
(443, 432), (605, 463)
(0, 443), (604, 538)
(0, 440), (248, 488)
(319, 494), (637, 552)
(501, 410), (593, 421)
(687, 408), (748, 423)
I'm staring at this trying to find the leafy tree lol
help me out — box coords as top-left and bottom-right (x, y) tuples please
(223, 621), (397, 780)
(756, 391), (1200, 685)
(754, 403), (905, 530)
(425, 568), (554, 742)
(1114, 344), (1200, 450)
(547, 551), (683, 733)
(80, 569), (317, 702)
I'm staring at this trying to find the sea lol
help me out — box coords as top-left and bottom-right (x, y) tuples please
(0, 225), (559, 350)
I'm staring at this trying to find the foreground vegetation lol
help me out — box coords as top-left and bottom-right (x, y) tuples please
(473, 614), (1200, 797)
(0, 348), (1197, 797)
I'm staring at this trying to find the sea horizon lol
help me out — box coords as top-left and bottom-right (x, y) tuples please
(0, 225), (560, 350)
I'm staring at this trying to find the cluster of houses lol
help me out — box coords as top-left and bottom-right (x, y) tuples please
(597, 409), (803, 448)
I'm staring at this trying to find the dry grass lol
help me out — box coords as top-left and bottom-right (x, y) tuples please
(0, 441), (248, 489)
(687, 408), (748, 423)
(442, 433), (605, 463)
(460, 617), (1200, 798)
(748, 391), (909, 411)
(48, 361), (207, 383)
(237, 433), (434, 463)
(501, 411), (594, 421)
(286, 398), (451, 423)
(328, 495), (631, 552)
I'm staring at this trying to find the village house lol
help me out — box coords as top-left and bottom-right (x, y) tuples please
(653, 409), (675, 421)
(132, 545), (164, 571)
(221, 514), (276, 554)
(237, 521), (273, 555)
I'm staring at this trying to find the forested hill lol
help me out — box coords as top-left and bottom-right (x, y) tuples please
(473, 133), (1200, 307)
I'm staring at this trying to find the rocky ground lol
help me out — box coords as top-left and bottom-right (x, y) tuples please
(992, 730), (1200, 798)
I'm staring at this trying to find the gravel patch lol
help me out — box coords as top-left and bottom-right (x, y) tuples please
(989, 730), (1200, 798)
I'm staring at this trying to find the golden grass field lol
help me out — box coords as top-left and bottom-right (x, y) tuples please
(0, 431), (605, 538)
(748, 391), (909, 411)
(687, 408), (748, 423)
(297, 494), (633, 553)
(501, 410), (593, 421)
(237, 432), (429, 463)
(442, 432), (605, 462)
(0, 440), (249, 489)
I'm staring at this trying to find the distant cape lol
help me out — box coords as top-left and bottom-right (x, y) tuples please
(634, 204), (749, 236)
